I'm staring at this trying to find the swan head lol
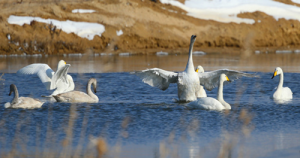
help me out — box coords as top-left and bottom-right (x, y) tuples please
(57, 60), (67, 70)
(195, 65), (204, 73)
(9, 84), (16, 96)
(190, 35), (197, 43)
(220, 74), (231, 83)
(272, 67), (282, 79)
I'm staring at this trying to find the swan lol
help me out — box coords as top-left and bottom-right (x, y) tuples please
(271, 67), (293, 100)
(186, 74), (231, 110)
(195, 65), (207, 97)
(53, 78), (98, 103)
(132, 35), (257, 102)
(17, 60), (75, 96)
(4, 84), (44, 109)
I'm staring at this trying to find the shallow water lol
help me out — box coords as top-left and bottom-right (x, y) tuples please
(0, 54), (300, 157)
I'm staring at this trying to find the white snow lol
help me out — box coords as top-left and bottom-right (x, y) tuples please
(292, 0), (300, 4)
(7, 15), (105, 40)
(72, 9), (96, 13)
(160, 0), (300, 24)
(116, 30), (123, 36)
(119, 52), (131, 56)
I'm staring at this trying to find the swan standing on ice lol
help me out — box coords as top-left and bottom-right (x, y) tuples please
(5, 84), (44, 109)
(132, 35), (257, 102)
(186, 74), (231, 110)
(53, 78), (98, 103)
(17, 60), (75, 96)
(271, 67), (293, 100)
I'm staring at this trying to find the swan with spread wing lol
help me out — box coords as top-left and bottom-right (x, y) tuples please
(17, 60), (75, 96)
(132, 35), (258, 102)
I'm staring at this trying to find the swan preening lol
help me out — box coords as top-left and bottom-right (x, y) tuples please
(271, 67), (293, 100)
(186, 74), (231, 110)
(5, 84), (44, 109)
(132, 35), (258, 102)
(17, 60), (75, 96)
(53, 78), (99, 103)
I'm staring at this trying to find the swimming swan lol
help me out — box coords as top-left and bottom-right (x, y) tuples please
(4, 84), (44, 109)
(132, 35), (257, 102)
(53, 78), (98, 103)
(195, 65), (207, 97)
(17, 60), (75, 96)
(271, 67), (293, 100)
(186, 74), (231, 110)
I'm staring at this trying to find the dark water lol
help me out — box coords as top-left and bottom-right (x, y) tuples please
(0, 71), (300, 157)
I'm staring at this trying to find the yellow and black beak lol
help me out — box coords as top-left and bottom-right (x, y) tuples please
(195, 68), (199, 73)
(271, 71), (277, 79)
(226, 76), (231, 82)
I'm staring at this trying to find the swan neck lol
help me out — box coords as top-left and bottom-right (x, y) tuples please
(217, 80), (224, 102)
(278, 73), (284, 89)
(86, 80), (98, 100)
(12, 86), (19, 104)
(185, 39), (195, 72)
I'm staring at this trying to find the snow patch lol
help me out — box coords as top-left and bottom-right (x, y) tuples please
(72, 9), (96, 13)
(119, 52), (131, 56)
(7, 15), (105, 40)
(116, 30), (123, 36)
(160, 0), (300, 24)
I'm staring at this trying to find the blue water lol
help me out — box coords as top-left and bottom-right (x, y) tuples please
(0, 71), (300, 157)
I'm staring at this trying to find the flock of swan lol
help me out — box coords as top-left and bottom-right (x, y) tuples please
(4, 35), (293, 110)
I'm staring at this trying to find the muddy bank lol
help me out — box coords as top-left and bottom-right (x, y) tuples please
(1, 0), (300, 55)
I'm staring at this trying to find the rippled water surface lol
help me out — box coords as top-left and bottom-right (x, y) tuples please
(0, 54), (300, 157)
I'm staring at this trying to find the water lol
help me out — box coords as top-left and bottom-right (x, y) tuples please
(0, 54), (300, 157)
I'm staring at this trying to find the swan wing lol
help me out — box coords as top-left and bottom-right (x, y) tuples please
(17, 64), (54, 90)
(131, 68), (178, 90)
(199, 69), (258, 91)
(50, 64), (70, 90)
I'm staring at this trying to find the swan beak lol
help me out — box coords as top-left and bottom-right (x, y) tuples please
(226, 76), (231, 82)
(9, 91), (12, 96)
(195, 68), (199, 73)
(271, 71), (277, 79)
(64, 61), (66, 64)
(94, 87), (97, 93)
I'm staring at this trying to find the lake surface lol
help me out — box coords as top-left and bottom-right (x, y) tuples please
(0, 53), (300, 157)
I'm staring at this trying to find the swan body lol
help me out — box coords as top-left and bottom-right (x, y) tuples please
(187, 74), (231, 110)
(17, 60), (75, 96)
(132, 35), (258, 102)
(271, 67), (293, 100)
(5, 84), (44, 109)
(53, 78), (98, 103)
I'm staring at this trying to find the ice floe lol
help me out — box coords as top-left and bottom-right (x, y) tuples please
(116, 30), (123, 36)
(156, 51), (168, 56)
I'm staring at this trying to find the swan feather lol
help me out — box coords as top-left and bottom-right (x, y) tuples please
(132, 68), (178, 91)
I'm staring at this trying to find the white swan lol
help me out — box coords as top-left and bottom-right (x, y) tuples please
(271, 67), (293, 100)
(132, 35), (257, 102)
(5, 84), (44, 109)
(186, 74), (231, 110)
(195, 65), (207, 98)
(53, 78), (98, 103)
(17, 60), (75, 96)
